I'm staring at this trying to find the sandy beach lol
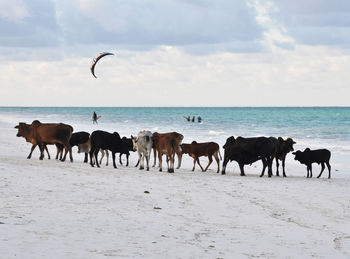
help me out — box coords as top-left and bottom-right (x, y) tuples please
(1, 122), (349, 259)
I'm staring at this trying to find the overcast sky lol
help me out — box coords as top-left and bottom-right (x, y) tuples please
(1, 0), (349, 106)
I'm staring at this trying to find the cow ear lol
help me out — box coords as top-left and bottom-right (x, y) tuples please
(15, 125), (19, 129)
(278, 137), (283, 142)
(304, 148), (311, 152)
(292, 151), (296, 155)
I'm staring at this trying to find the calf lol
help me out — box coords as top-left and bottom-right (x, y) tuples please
(98, 137), (136, 167)
(181, 141), (221, 173)
(132, 131), (153, 171)
(89, 130), (123, 168)
(293, 148), (331, 179)
(152, 132), (183, 173)
(57, 131), (91, 163)
(271, 137), (296, 177)
(152, 132), (183, 169)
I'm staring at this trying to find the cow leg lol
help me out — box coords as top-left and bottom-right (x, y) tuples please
(267, 157), (273, 177)
(317, 162), (325, 178)
(84, 152), (88, 163)
(119, 153), (123, 165)
(239, 163), (246, 176)
(158, 153), (163, 172)
(282, 158), (287, 177)
(204, 156), (212, 172)
(309, 164), (313, 178)
(135, 158), (140, 167)
(196, 158), (204, 172)
(68, 146), (73, 162)
(146, 152), (150, 171)
(152, 148), (157, 167)
(275, 158), (280, 176)
(139, 152), (145, 170)
(126, 154), (129, 166)
(106, 150), (109, 166)
(39, 144), (45, 160)
(192, 158), (196, 171)
(222, 157), (229, 175)
(44, 146), (51, 160)
(94, 148), (100, 168)
(27, 144), (37, 159)
(99, 150), (105, 165)
(214, 152), (220, 173)
(168, 154), (175, 173)
(176, 149), (182, 169)
(89, 149), (95, 167)
(326, 162), (331, 179)
(136, 151), (142, 168)
(112, 152), (117, 169)
(260, 158), (267, 177)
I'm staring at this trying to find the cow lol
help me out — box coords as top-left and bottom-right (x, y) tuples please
(181, 141), (222, 173)
(15, 120), (73, 162)
(98, 137), (136, 167)
(152, 132), (184, 173)
(131, 131), (153, 171)
(152, 132), (183, 170)
(222, 136), (276, 177)
(89, 130), (123, 168)
(293, 148), (331, 179)
(57, 131), (91, 163)
(271, 137), (296, 177)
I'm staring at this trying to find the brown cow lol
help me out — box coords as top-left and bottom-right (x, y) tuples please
(15, 120), (73, 162)
(152, 132), (183, 170)
(152, 132), (184, 173)
(181, 141), (222, 173)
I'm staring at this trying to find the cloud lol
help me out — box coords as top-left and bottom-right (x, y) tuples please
(0, 0), (61, 48)
(56, 0), (263, 51)
(269, 0), (350, 47)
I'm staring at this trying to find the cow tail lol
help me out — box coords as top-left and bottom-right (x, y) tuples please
(219, 149), (222, 160)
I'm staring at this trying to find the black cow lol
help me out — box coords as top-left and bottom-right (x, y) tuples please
(119, 137), (136, 166)
(222, 136), (277, 177)
(293, 148), (331, 179)
(57, 131), (91, 162)
(99, 137), (136, 166)
(89, 130), (123, 168)
(271, 137), (296, 177)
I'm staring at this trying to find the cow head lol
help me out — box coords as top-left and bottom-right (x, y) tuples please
(131, 135), (138, 150)
(285, 137), (296, 152)
(223, 136), (235, 149)
(180, 144), (190, 154)
(292, 150), (302, 161)
(14, 122), (30, 138)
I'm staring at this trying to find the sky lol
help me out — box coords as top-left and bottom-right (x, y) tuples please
(0, 0), (349, 106)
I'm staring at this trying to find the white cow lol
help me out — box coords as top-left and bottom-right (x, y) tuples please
(132, 130), (153, 171)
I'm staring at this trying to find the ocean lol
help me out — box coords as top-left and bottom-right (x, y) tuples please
(1, 107), (349, 172)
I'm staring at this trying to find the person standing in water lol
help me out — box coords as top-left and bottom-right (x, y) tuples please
(197, 116), (202, 123)
(93, 111), (100, 124)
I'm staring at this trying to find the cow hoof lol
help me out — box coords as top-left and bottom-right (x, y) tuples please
(168, 169), (174, 173)
(159, 168), (162, 172)
(146, 168), (149, 171)
(139, 167), (144, 170)
(221, 171), (226, 175)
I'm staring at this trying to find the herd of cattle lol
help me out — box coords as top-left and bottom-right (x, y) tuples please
(15, 120), (332, 179)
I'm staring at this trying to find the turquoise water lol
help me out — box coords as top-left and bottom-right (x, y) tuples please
(1, 107), (349, 170)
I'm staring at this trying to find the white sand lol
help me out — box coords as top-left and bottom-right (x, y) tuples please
(1, 124), (350, 258)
